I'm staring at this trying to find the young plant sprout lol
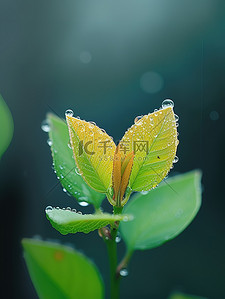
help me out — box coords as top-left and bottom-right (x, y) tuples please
(22, 100), (202, 299)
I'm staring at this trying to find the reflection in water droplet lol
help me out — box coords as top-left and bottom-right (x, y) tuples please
(41, 120), (50, 132)
(62, 188), (67, 192)
(65, 109), (74, 117)
(162, 99), (174, 109)
(120, 268), (129, 277)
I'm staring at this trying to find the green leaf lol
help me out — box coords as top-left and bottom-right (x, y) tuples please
(0, 95), (13, 158)
(46, 207), (130, 235)
(120, 170), (202, 251)
(22, 238), (104, 299)
(168, 291), (207, 299)
(47, 113), (105, 209)
(66, 115), (116, 193)
(120, 106), (178, 191)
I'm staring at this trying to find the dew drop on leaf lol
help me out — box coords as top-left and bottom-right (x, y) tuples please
(174, 114), (179, 121)
(162, 99), (174, 108)
(173, 156), (179, 163)
(65, 109), (74, 117)
(41, 120), (50, 132)
(45, 206), (53, 211)
(47, 139), (53, 146)
(78, 201), (89, 207)
(75, 167), (81, 175)
(134, 115), (143, 123)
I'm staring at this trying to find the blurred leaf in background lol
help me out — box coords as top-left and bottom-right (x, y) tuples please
(168, 291), (207, 299)
(0, 95), (13, 159)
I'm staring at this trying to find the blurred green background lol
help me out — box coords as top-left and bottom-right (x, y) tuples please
(0, 0), (225, 298)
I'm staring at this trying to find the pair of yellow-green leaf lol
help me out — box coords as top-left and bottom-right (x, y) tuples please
(66, 101), (178, 207)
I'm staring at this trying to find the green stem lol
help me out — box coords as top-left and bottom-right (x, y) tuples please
(104, 206), (123, 299)
(106, 234), (120, 299)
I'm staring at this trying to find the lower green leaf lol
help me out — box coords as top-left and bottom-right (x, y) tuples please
(46, 207), (131, 235)
(22, 238), (104, 299)
(120, 170), (202, 251)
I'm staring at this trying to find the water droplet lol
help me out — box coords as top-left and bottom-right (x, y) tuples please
(66, 207), (71, 211)
(62, 187), (67, 192)
(56, 207), (60, 210)
(41, 120), (50, 132)
(115, 232), (121, 243)
(89, 121), (96, 126)
(134, 115), (143, 123)
(176, 122), (179, 127)
(123, 216), (129, 222)
(174, 114), (179, 121)
(77, 211), (82, 215)
(173, 156), (179, 163)
(65, 109), (74, 117)
(78, 201), (89, 207)
(33, 235), (42, 240)
(75, 167), (81, 175)
(162, 99), (174, 109)
(47, 139), (53, 146)
(72, 208), (77, 212)
(68, 142), (72, 149)
(45, 206), (53, 211)
(141, 191), (148, 195)
(175, 209), (183, 218)
(120, 268), (129, 277)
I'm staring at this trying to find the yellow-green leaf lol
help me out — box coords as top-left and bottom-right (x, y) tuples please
(46, 207), (130, 235)
(66, 115), (116, 193)
(120, 106), (178, 191)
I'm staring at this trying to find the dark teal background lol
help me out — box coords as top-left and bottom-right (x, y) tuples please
(0, 1), (225, 298)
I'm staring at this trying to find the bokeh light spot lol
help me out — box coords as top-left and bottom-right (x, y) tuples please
(140, 71), (164, 94)
(80, 51), (92, 64)
(209, 110), (219, 121)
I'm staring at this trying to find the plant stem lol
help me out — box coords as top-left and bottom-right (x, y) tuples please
(106, 233), (120, 299)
